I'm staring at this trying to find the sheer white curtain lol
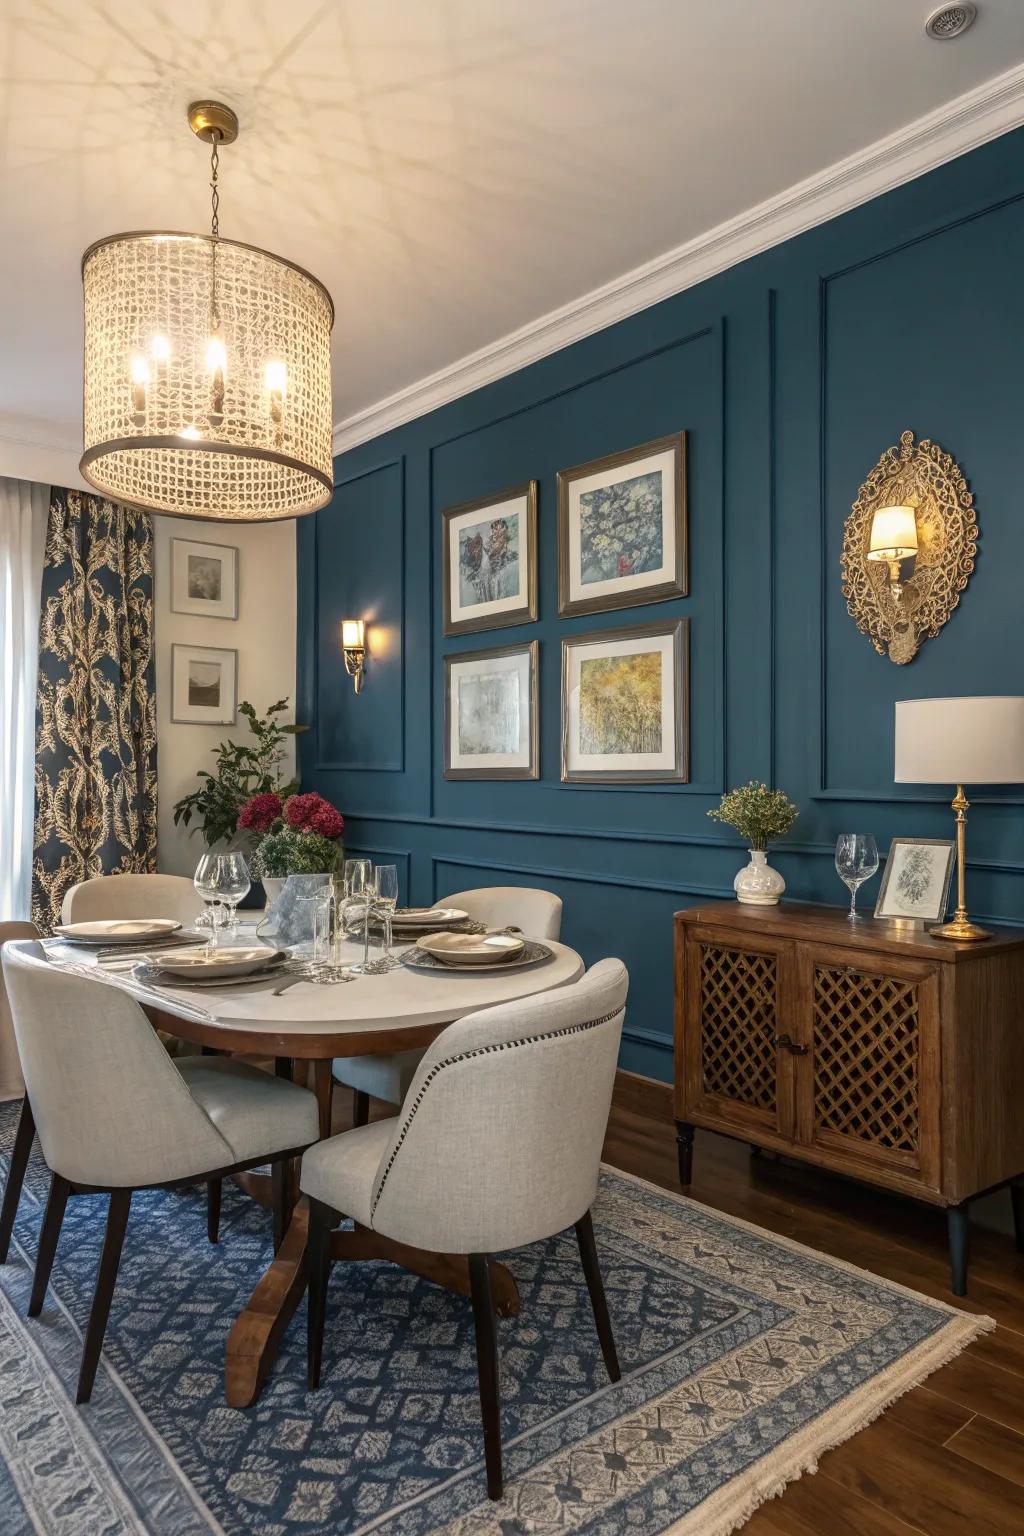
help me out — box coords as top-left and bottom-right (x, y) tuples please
(0, 477), (48, 919)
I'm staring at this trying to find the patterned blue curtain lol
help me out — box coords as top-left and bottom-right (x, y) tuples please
(31, 487), (157, 931)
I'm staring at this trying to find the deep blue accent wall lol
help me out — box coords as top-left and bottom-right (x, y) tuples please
(299, 128), (1024, 1083)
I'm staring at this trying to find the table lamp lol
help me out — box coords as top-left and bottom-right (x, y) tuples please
(895, 696), (1024, 941)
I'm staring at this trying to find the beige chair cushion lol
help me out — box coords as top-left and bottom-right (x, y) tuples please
(61, 873), (206, 928)
(177, 1057), (319, 1166)
(0, 922), (37, 1100)
(301, 958), (627, 1254)
(331, 1049), (425, 1105)
(301, 1119), (397, 1224)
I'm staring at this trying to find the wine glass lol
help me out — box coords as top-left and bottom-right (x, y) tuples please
(341, 859), (373, 972)
(194, 853), (251, 945)
(194, 853), (226, 954)
(834, 834), (879, 919)
(366, 864), (400, 973)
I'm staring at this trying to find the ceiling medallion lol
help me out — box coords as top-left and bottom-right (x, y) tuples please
(840, 429), (979, 665)
(80, 102), (334, 522)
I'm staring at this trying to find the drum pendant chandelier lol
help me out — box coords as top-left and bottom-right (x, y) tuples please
(80, 102), (334, 522)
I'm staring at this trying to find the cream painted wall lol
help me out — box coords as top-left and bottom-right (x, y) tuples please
(152, 514), (297, 877)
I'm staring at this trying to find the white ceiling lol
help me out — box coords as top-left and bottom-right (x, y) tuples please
(1, 0), (1023, 486)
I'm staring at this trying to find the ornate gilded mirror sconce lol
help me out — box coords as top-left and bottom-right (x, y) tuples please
(841, 429), (978, 665)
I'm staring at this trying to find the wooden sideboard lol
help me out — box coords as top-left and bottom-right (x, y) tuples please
(673, 900), (1024, 1294)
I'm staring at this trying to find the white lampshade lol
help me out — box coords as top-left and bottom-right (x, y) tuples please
(895, 697), (1024, 784)
(867, 505), (918, 562)
(341, 619), (365, 649)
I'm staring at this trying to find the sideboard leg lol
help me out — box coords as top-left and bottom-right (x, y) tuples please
(947, 1203), (970, 1297)
(675, 1122), (695, 1187)
(1011, 1181), (1024, 1254)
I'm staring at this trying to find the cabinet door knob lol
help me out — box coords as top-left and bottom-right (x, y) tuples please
(774, 1032), (809, 1055)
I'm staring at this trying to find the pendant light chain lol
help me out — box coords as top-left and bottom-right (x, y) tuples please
(209, 130), (221, 239)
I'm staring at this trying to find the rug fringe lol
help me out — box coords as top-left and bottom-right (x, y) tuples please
(661, 1309), (994, 1536)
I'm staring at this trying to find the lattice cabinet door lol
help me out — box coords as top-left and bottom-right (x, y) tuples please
(681, 927), (795, 1138)
(798, 945), (941, 1191)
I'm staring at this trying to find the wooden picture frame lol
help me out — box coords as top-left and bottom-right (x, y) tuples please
(171, 644), (238, 725)
(875, 837), (955, 925)
(171, 537), (238, 620)
(561, 618), (688, 783)
(442, 481), (538, 636)
(444, 640), (539, 780)
(558, 432), (687, 617)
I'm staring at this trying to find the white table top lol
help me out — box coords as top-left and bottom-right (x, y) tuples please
(43, 934), (585, 1050)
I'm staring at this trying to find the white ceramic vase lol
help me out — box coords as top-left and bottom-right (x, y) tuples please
(734, 849), (785, 906)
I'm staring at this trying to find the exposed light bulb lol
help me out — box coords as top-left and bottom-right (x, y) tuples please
(130, 354), (150, 424)
(206, 333), (226, 427)
(265, 360), (287, 396)
(206, 335), (227, 373)
(150, 333), (171, 363)
(179, 425), (201, 441)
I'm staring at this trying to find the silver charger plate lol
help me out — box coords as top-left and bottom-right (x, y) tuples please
(401, 940), (552, 973)
(133, 961), (289, 991)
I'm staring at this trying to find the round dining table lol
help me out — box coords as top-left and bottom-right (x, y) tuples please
(49, 932), (584, 1408)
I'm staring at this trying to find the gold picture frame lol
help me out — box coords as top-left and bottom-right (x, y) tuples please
(561, 618), (689, 783)
(444, 640), (539, 780)
(442, 481), (538, 637)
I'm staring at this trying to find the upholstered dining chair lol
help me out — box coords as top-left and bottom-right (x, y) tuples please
(1, 940), (319, 1404)
(303, 956), (627, 1500)
(0, 921), (39, 1266)
(61, 872), (206, 928)
(331, 885), (564, 1127)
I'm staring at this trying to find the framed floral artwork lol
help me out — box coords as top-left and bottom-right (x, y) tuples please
(561, 618), (688, 783)
(444, 641), (538, 779)
(171, 537), (238, 619)
(557, 432), (687, 616)
(874, 837), (955, 924)
(442, 481), (538, 636)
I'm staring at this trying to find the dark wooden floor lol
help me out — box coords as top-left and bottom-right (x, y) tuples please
(601, 1091), (1024, 1536)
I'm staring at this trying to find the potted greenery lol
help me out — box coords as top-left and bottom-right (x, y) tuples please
(172, 698), (303, 849)
(708, 781), (798, 905)
(242, 791), (345, 903)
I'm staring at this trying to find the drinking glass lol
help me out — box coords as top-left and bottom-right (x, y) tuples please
(834, 834), (879, 919)
(365, 864), (400, 974)
(217, 852), (251, 937)
(341, 859), (373, 972)
(194, 853), (227, 954)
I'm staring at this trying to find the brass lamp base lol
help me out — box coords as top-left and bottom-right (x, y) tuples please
(930, 913), (991, 943)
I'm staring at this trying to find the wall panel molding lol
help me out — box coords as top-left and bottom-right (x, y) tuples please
(332, 64), (1024, 455)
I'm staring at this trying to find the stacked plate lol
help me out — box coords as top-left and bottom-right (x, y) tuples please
(403, 931), (551, 973)
(391, 907), (469, 934)
(52, 918), (195, 950)
(135, 946), (287, 989)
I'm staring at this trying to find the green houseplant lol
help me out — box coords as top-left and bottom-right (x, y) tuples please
(172, 698), (303, 849)
(708, 781), (798, 906)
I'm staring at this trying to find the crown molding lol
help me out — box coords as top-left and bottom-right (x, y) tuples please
(332, 62), (1024, 457)
(0, 426), (89, 493)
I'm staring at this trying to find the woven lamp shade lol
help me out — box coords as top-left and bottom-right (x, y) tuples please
(81, 232), (334, 521)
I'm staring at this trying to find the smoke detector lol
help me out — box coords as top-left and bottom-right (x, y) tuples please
(924, 4), (978, 39)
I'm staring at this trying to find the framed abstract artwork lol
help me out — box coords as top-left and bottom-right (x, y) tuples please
(557, 432), (687, 616)
(444, 640), (539, 779)
(875, 837), (955, 924)
(171, 644), (238, 725)
(442, 481), (538, 636)
(171, 537), (238, 620)
(561, 618), (688, 783)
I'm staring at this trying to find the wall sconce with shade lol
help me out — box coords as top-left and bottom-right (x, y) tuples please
(341, 620), (366, 693)
(842, 430), (978, 665)
(895, 696), (1024, 942)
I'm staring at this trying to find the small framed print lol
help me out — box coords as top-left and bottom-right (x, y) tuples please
(444, 641), (538, 780)
(442, 482), (537, 636)
(561, 618), (688, 783)
(875, 837), (955, 924)
(558, 432), (687, 617)
(171, 644), (238, 725)
(171, 537), (238, 619)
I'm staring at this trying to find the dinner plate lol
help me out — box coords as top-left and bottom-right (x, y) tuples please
(418, 931), (525, 966)
(134, 960), (289, 990)
(53, 918), (182, 945)
(402, 940), (552, 973)
(152, 946), (285, 980)
(391, 907), (468, 929)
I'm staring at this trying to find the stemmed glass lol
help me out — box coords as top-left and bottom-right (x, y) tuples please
(365, 865), (400, 974)
(194, 853), (251, 948)
(834, 834), (879, 919)
(341, 859), (373, 973)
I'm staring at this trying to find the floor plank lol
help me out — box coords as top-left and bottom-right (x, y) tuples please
(880, 1385), (973, 1444)
(741, 1471), (927, 1534)
(945, 1413), (1024, 1490)
(922, 1351), (1024, 1435)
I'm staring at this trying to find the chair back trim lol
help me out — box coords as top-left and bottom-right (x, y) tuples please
(370, 1003), (624, 1220)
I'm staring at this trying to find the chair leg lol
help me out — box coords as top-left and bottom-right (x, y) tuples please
(0, 1095), (35, 1263)
(271, 1160), (292, 1252)
(676, 1121), (695, 1186)
(207, 1179), (222, 1243)
(353, 1089), (369, 1127)
(77, 1190), (131, 1404)
(469, 1253), (503, 1500)
(575, 1210), (621, 1382)
(28, 1173), (70, 1317)
(307, 1198), (339, 1389)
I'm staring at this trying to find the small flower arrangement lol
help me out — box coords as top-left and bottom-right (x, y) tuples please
(708, 781), (798, 851)
(239, 790), (345, 879)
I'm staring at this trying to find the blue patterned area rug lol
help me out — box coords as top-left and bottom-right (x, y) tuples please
(0, 1101), (991, 1536)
